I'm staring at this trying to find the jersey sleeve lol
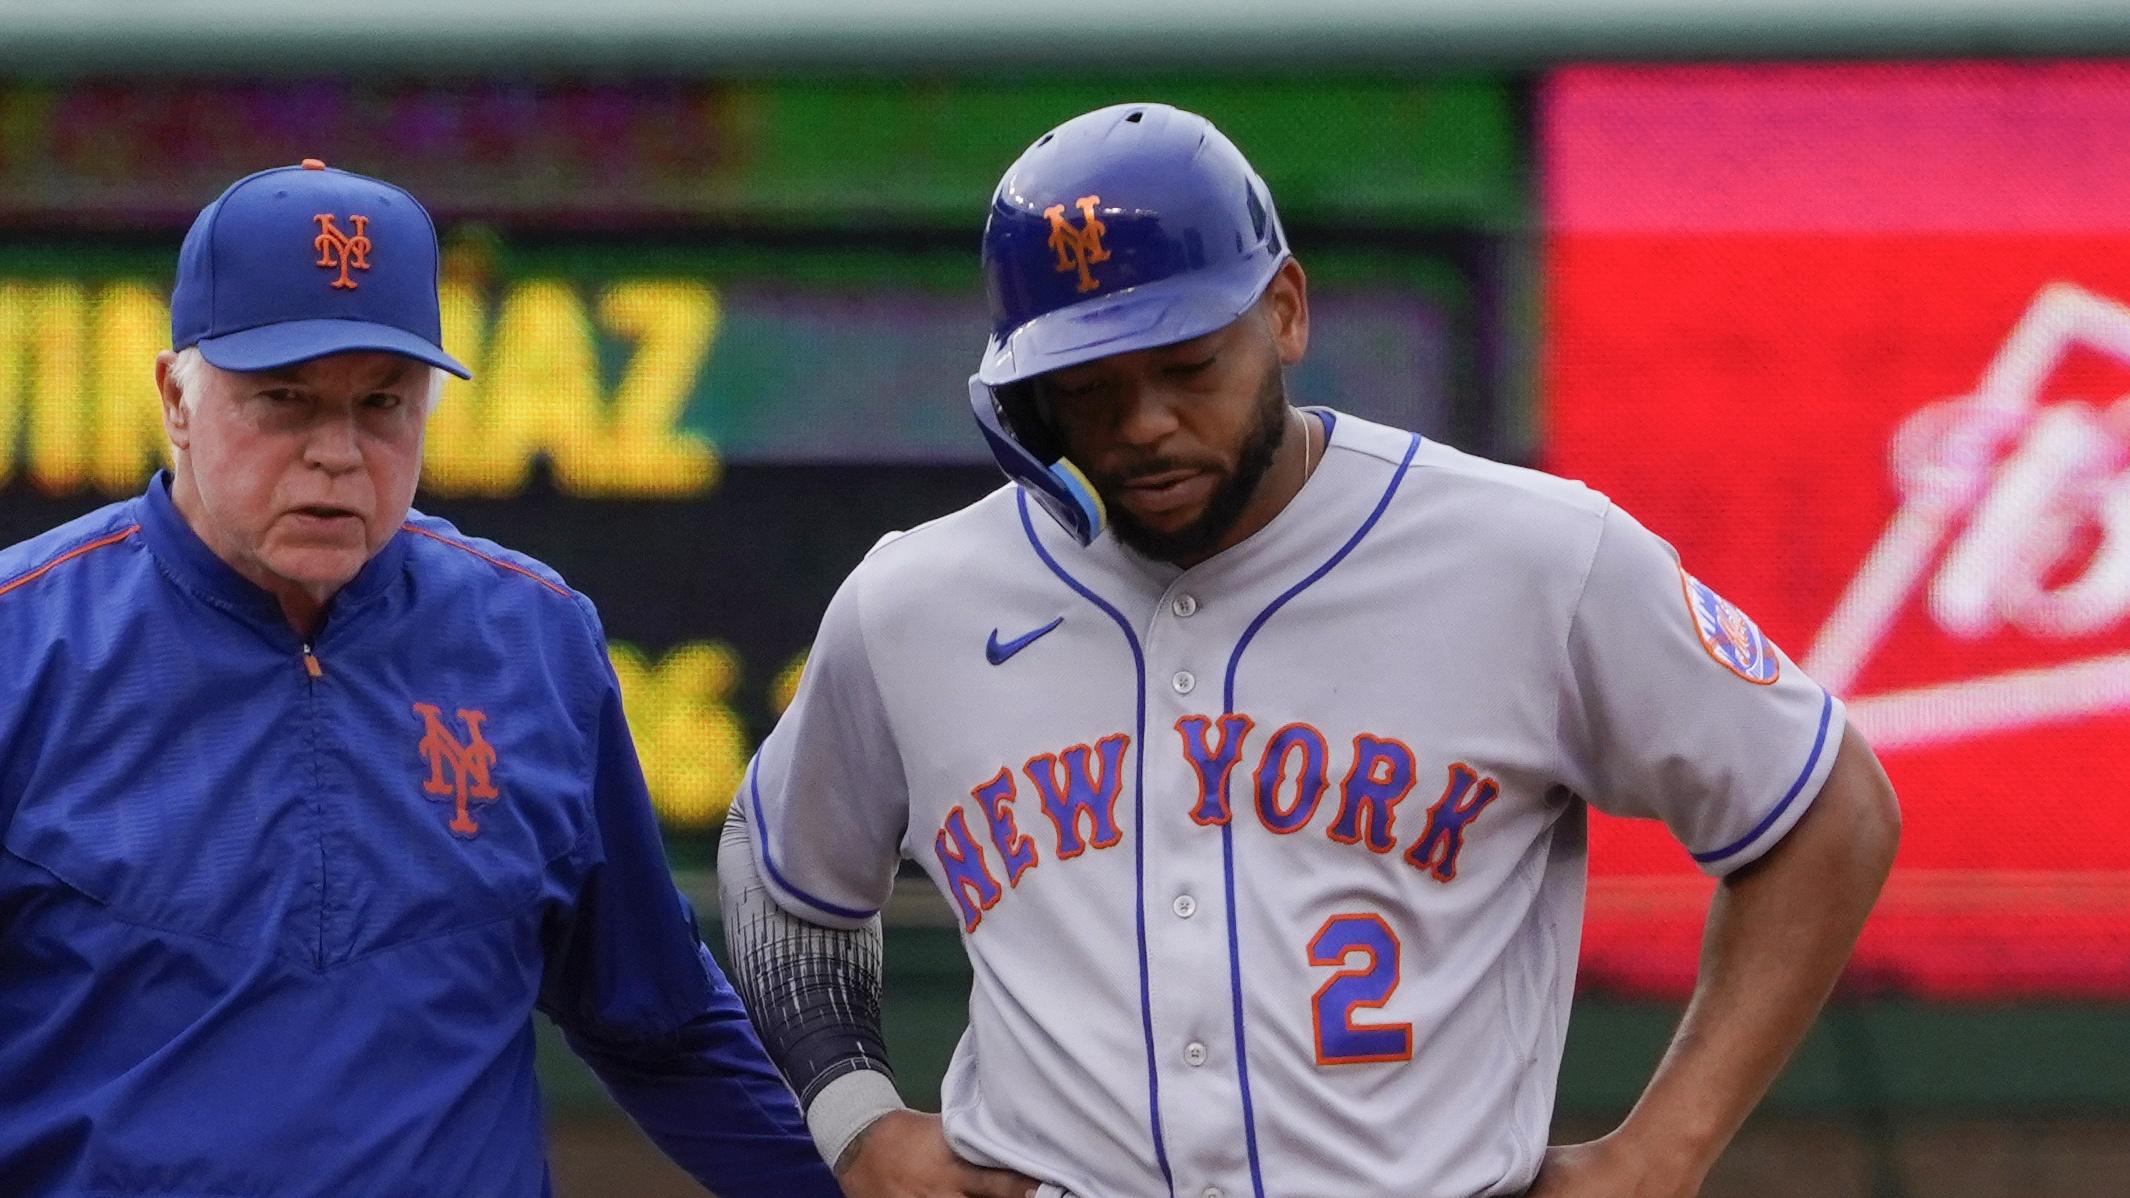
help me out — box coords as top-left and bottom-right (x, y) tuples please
(1557, 503), (1845, 876)
(742, 569), (909, 928)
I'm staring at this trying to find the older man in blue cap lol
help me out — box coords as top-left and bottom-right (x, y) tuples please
(0, 160), (840, 1198)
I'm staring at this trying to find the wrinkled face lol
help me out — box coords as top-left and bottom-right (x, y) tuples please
(159, 350), (431, 604)
(1034, 263), (1309, 563)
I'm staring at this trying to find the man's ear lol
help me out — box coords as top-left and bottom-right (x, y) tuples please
(155, 350), (192, 453)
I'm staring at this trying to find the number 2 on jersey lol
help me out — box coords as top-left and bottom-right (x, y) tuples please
(1307, 913), (1413, 1065)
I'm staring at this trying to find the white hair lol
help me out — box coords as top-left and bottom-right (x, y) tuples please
(168, 346), (208, 412)
(166, 346), (446, 413)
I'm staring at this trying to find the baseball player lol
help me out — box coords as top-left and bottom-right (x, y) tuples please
(721, 104), (1901, 1198)
(0, 162), (837, 1197)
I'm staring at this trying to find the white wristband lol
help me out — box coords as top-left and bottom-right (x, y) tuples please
(806, 1069), (906, 1170)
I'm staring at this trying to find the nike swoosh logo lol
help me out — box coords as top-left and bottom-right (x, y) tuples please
(986, 617), (1064, 666)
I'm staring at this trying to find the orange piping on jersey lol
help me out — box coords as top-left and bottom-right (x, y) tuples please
(400, 524), (572, 599)
(0, 525), (140, 601)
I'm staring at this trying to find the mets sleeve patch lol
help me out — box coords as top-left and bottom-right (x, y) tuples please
(1679, 570), (1781, 685)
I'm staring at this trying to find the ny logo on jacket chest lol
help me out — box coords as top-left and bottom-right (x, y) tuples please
(931, 715), (1503, 931)
(413, 703), (500, 838)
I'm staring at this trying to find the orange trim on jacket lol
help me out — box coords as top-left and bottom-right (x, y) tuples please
(399, 524), (573, 599)
(0, 525), (140, 601)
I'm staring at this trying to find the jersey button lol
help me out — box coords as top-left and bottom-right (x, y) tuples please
(1203, 1189), (1224, 1198)
(1172, 894), (1197, 919)
(1172, 593), (1198, 617)
(1183, 1041), (1208, 1067)
(1171, 670), (1196, 694)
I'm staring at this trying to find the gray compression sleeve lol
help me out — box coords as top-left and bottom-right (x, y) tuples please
(717, 800), (897, 1108)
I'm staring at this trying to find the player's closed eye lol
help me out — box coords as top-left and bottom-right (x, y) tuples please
(1048, 377), (1108, 400)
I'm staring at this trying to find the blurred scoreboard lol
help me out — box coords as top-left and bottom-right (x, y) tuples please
(13, 66), (2123, 1001)
(10, 66), (2121, 1001)
(1546, 61), (2130, 998)
(0, 78), (1511, 839)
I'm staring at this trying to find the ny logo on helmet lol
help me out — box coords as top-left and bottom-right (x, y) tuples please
(413, 702), (500, 838)
(1045, 195), (1111, 294)
(312, 213), (372, 290)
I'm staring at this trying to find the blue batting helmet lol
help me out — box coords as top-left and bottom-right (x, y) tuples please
(968, 102), (1290, 544)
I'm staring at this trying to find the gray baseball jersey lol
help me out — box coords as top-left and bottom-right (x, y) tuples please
(745, 411), (1844, 1198)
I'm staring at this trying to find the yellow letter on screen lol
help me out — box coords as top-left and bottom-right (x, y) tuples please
(589, 281), (720, 497)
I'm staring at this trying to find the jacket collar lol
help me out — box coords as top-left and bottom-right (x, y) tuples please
(136, 471), (410, 635)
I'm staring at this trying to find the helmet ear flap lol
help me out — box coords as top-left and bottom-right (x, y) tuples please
(994, 380), (1063, 465)
(966, 373), (1105, 546)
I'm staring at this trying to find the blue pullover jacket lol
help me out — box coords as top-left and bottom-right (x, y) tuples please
(0, 474), (839, 1198)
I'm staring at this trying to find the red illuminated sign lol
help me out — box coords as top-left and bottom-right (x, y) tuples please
(1545, 62), (2130, 998)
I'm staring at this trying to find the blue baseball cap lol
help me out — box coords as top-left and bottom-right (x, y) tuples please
(171, 159), (470, 378)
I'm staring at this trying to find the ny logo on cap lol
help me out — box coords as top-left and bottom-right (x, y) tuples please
(312, 213), (372, 290)
(1045, 195), (1111, 294)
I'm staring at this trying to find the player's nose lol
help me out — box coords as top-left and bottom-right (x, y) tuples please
(1106, 382), (1184, 449)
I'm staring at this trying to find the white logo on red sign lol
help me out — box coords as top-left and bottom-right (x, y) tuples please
(1805, 283), (2130, 748)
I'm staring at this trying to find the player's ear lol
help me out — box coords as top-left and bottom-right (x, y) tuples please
(1261, 258), (1310, 367)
